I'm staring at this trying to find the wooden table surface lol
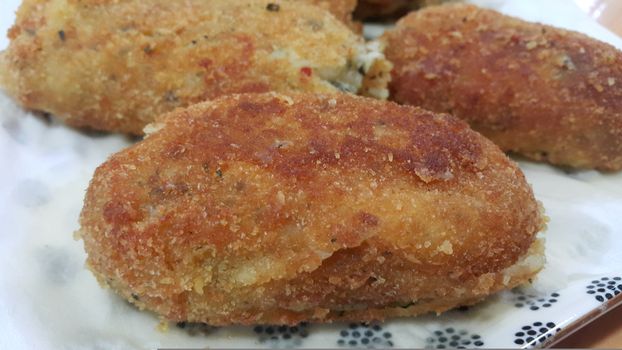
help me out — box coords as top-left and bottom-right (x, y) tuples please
(553, 303), (622, 348)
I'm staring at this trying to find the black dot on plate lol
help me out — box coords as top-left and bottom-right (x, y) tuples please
(546, 322), (556, 328)
(340, 330), (348, 337)
(602, 277), (609, 281)
(608, 285), (616, 290)
(543, 303), (551, 307)
(598, 288), (606, 293)
(435, 330), (443, 336)
(550, 298), (557, 302)
(451, 335), (460, 340)
(592, 280), (599, 284)
(588, 290), (596, 294)
(518, 296), (526, 301)
(373, 337), (381, 343)
(254, 326), (263, 333)
(437, 345), (446, 349)
(530, 306), (539, 310)
(472, 334), (481, 339)
(384, 332), (392, 338)
(337, 339), (344, 345)
(608, 281), (616, 285)
(526, 336), (534, 343)
(365, 330), (373, 337)
(523, 326), (532, 330)
(534, 322), (542, 326)
(515, 332), (524, 337)
(515, 339), (524, 345)
(460, 330), (468, 335)
(362, 338), (370, 345)
(427, 337), (435, 343)
(462, 340), (471, 345)
(348, 339), (357, 346)
(605, 293), (613, 299)
(614, 277), (621, 281)
(597, 283), (605, 287)
(552, 292), (560, 297)
(450, 341), (459, 347)
(474, 340), (484, 346)
(540, 327), (548, 333)
(439, 337), (448, 343)
(373, 325), (382, 331)
(527, 330), (537, 336)
(352, 331), (361, 338)
(446, 328), (455, 333)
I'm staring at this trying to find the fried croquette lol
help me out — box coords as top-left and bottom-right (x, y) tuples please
(0, 0), (391, 135)
(79, 92), (546, 325)
(384, 4), (622, 170)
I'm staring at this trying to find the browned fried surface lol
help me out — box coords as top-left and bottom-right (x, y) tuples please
(384, 4), (622, 170)
(0, 0), (390, 134)
(79, 92), (545, 325)
(308, 0), (361, 31)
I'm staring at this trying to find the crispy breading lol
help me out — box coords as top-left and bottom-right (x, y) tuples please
(384, 4), (622, 170)
(308, 0), (360, 31)
(0, 0), (390, 134)
(79, 92), (545, 325)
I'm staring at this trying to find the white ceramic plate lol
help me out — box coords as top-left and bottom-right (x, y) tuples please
(0, 0), (621, 349)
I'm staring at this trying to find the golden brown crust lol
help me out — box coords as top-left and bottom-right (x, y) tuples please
(0, 0), (390, 134)
(384, 4), (622, 170)
(80, 92), (545, 325)
(308, 0), (361, 32)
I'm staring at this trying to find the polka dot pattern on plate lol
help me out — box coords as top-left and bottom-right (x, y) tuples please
(586, 277), (622, 302)
(337, 323), (393, 348)
(425, 328), (484, 349)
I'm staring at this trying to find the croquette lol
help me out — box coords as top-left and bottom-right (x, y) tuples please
(384, 4), (622, 170)
(79, 92), (546, 325)
(0, 0), (391, 134)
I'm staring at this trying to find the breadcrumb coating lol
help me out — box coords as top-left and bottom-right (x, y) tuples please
(384, 4), (622, 170)
(79, 92), (545, 325)
(0, 0), (390, 134)
(308, 0), (360, 31)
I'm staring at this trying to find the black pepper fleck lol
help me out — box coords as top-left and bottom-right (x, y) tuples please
(266, 3), (280, 11)
(58, 30), (66, 41)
